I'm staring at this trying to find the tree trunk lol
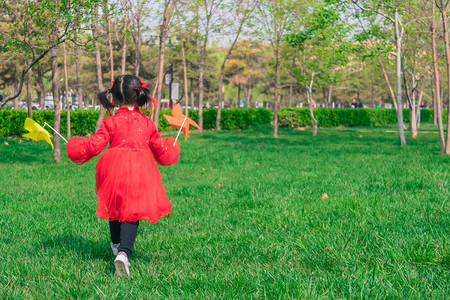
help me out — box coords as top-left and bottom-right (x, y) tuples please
(74, 37), (84, 109)
(51, 45), (61, 162)
(245, 84), (251, 107)
(403, 71), (417, 138)
(237, 84), (241, 107)
(395, 10), (406, 146)
(198, 38), (207, 132)
(121, 0), (129, 74)
(105, 0), (114, 82)
(432, 75), (437, 126)
(37, 64), (45, 110)
(244, 84), (249, 106)
(328, 85), (333, 108)
(273, 46), (279, 138)
(14, 77), (19, 110)
(92, 9), (106, 132)
(26, 1), (33, 118)
(322, 87), (327, 107)
(417, 85), (423, 129)
(307, 79), (318, 136)
(439, 0), (450, 154)
(380, 62), (398, 111)
(432, 8), (445, 152)
(181, 38), (189, 116)
(26, 63), (33, 118)
(409, 91), (418, 139)
(154, 0), (178, 129)
(190, 77), (195, 111)
(63, 42), (71, 139)
(135, 0), (141, 77)
(289, 83), (293, 107)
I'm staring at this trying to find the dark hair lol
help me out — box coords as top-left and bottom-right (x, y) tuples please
(98, 75), (151, 112)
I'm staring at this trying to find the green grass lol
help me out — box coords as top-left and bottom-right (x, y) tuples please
(0, 125), (449, 298)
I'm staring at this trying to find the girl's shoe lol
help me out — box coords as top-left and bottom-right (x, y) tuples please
(110, 242), (120, 256)
(114, 252), (130, 277)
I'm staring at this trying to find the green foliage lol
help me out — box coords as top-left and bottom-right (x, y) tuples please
(0, 108), (273, 137)
(148, 108), (272, 131)
(2, 108), (445, 137)
(278, 108), (442, 128)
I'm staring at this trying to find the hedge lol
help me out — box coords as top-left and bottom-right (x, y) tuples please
(278, 108), (447, 128)
(0, 107), (446, 137)
(0, 108), (273, 137)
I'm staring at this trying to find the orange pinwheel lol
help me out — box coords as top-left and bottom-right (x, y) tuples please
(163, 104), (199, 141)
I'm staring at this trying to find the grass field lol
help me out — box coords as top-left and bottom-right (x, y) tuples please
(0, 125), (449, 298)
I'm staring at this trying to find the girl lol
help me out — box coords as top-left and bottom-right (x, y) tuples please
(66, 75), (180, 277)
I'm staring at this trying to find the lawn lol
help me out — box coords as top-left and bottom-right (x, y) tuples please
(0, 125), (449, 298)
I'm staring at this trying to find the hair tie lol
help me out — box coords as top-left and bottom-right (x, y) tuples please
(140, 80), (148, 89)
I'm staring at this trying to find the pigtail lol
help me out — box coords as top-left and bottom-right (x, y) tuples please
(98, 90), (115, 111)
(136, 87), (150, 107)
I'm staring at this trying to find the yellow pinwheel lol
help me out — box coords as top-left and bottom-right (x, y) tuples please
(23, 118), (54, 150)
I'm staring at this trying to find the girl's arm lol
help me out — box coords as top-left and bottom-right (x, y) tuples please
(148, 119), (180, 166)
(66, 120), (111, 165)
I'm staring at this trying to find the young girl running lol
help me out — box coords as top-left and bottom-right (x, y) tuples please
(66, 75), (180, 277)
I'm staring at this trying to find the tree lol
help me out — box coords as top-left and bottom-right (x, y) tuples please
(0, 0), (102, 110)
(256, 0), (302, 138)
(350, 0), (409, 145)
(288, 3), (351, 136)
(216, 0), (258, 130)
(196, 0), (226, 132)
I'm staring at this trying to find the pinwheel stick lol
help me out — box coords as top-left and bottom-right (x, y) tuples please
(43, 122), (68, 143)
(174, 116), (187, 146)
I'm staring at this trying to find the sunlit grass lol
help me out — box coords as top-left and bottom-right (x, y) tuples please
(0, 124), (449, 298)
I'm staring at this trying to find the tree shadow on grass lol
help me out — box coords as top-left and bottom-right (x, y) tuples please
(0, 137), (56, 164)
(39, 234), (152, 272)
(40, 234), (112, 262)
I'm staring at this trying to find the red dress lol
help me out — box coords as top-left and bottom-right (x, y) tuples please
(66, 107), (180, 223)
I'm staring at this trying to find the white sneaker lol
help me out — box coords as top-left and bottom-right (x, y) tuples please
(110, 242), (120, 256)
(114, 253), (130, 277)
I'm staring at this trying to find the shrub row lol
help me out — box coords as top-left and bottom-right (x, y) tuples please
(1, 107), (445, 137)
(278, 108), (446, 128)
(0, 108), (273, 136)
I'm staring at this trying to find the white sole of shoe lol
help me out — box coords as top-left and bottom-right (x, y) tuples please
(114, 256), (130, 277)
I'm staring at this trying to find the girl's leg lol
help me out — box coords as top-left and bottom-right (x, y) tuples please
(118, 220), (139, 258)
(109, 220), (121, 244)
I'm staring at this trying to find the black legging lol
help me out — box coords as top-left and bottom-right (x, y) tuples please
(109, 220), (139, 258)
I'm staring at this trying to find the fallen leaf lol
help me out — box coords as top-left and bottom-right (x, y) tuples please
(359, 135), (363, 138)
(202, 168), (205, 171)
(217, 184), (223, 188)
(4, 141), (9, 146)
(322, 193), (329, 199)
(295, 127), (306, 131)
(18, 140), (22, 144)
(197, 199), (201, 202)
(255, 162), (260, 166)
(86, 133), (92, 138)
